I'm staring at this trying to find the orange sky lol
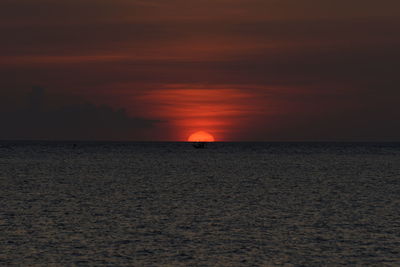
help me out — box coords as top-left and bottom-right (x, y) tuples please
(137, 86), (268, 141)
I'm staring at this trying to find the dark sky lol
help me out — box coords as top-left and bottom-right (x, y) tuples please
(1, 0), (399, 141)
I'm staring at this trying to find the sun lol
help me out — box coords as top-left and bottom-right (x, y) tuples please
(188, 131), (215, 142)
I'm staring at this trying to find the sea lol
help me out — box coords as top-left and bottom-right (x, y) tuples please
(1, 141), (399, 266)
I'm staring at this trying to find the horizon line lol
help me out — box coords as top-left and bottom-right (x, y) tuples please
(0, 139), (399, 143)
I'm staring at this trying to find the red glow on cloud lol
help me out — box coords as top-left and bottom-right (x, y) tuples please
(138, 85), (266, 141)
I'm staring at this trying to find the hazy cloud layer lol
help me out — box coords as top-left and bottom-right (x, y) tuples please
(0, 0), (399, 140)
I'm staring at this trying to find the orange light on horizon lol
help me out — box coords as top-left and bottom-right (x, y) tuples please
(188, 131), (215, 142)
(135, 85), (269, 141)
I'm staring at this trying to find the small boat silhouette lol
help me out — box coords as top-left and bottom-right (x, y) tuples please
(192, 142), (207, 149)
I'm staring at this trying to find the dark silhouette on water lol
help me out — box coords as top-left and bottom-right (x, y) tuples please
(192, 142), (207, 149)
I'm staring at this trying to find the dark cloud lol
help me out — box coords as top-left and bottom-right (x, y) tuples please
(0, 87), (159, 141)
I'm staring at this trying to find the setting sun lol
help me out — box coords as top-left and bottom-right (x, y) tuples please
(188, 131), (215, 142)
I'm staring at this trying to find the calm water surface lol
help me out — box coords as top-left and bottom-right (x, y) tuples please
(1, 142), (399, 266)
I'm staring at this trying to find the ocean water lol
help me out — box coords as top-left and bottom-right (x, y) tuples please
(1, 142), (399, 266)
